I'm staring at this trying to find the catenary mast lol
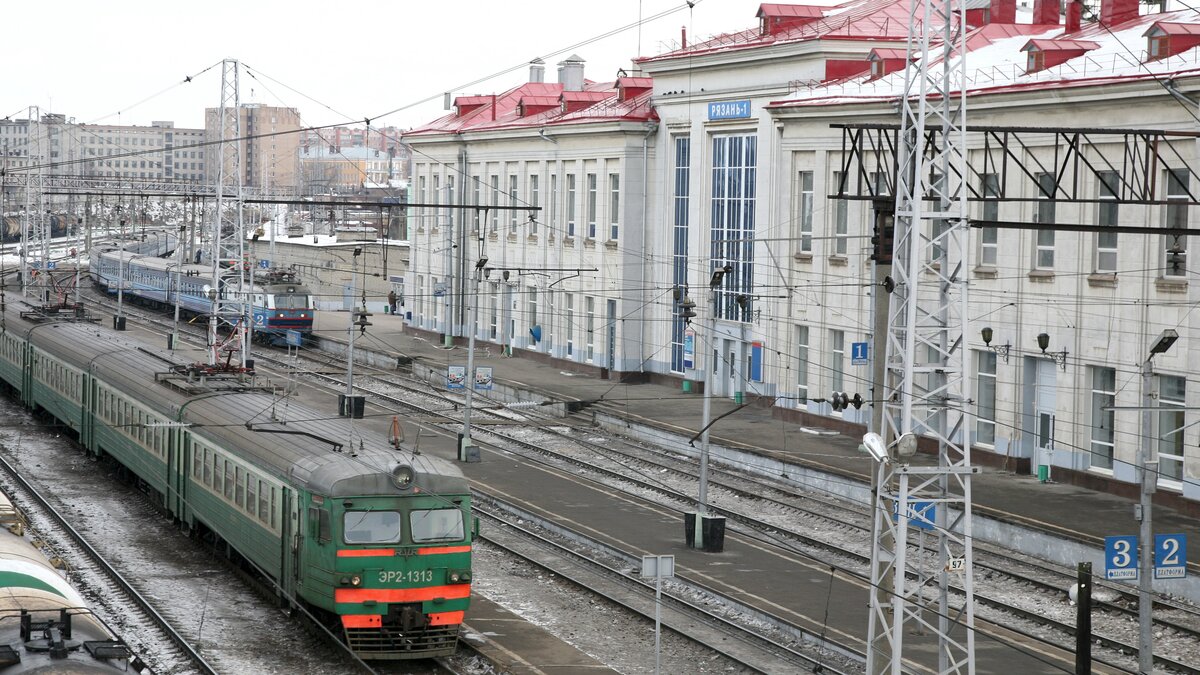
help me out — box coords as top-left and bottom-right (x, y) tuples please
(866, 0), (977, 673)
(208, 59), (249, 368)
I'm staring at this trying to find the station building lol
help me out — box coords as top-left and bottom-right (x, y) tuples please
(403, 0), (1200, 506)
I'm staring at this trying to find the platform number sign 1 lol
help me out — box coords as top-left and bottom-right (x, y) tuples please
(1155, 533), (1187, 579)
(851, 341), (869, 366)
(1105, 535), (1139, 580)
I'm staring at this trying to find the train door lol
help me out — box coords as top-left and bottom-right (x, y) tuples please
(283, 488), (300, 601)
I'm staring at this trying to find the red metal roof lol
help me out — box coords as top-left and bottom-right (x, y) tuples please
(640, 0), (914, 64)
(405, 80), (656, 138)
(757, 3), (825, 19)
(869, 48), (909, 60)
(1145, 21), (1200, 38)
(1022, 39), (1101, 52)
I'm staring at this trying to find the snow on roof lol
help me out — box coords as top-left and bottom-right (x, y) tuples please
(772, 9), (1200, 109)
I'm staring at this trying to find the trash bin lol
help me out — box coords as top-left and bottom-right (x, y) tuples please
(682, 380), (692, 393)
(1037, 464), (1050, 482)
(734, 391), (744, 405)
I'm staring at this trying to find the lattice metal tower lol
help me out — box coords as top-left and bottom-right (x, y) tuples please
(207, 59), (249, 368)
(865, 0), (977, 673)
(22, 106), (49, 299)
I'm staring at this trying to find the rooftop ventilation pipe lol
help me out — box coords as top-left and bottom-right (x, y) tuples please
(1033, 0), (1060, 25)
(1101, 0), (1139, 26)
(989, 0), (1016, 24)
(557, 55), (586, 92)
(529, 58), (545, 84)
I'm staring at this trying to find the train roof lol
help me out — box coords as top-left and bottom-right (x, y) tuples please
(3, 297), (463, 498)
(180, 392), (467, 497)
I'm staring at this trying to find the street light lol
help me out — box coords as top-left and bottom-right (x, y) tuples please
(689, 264), (732, 553)
(1138, 328), (1177, 673)
(460, 255), (487, 463)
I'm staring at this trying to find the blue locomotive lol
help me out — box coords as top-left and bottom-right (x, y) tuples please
(89, 237), (314, 346)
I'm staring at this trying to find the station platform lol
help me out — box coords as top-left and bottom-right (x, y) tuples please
(301, 309), (1200, 672)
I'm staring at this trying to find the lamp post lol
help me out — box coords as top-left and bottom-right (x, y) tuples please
(459, 254), (487, 463)
(689, 264), (731, 553)
(1139, 328), (1178, 673)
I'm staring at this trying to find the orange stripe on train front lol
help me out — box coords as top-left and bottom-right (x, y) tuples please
(341, 614), (382, 628)
(335, 585), (471, 604)
(336, 548), (396, 557)
(416, 545), (472, 555)
(428, 611), (464, 626)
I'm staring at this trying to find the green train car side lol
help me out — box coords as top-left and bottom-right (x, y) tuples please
(0, 301), (473, 659)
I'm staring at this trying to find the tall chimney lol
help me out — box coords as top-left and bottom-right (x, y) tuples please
(682, 26), (688, 49)
(1032, 0), (1059, 25)
(529, 58), (545, 84)
(989, 0), (1016, 24)
(1065, 0), (1082, 32)
(1101, 0), (1140, 26)
(557, 55), (586, 92)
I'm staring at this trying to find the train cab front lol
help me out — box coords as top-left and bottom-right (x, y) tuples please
(329, 493), (473, 660)
(262, 288), (314, 342)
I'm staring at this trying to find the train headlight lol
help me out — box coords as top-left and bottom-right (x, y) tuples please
(448, 569), (471, 584)
(391, 465), (415, 490)
(351, 574), (362, 587)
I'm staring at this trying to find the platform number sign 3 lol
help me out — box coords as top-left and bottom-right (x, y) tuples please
(1155, 533), (1187, 579)
(1105, 535), (1138, 580)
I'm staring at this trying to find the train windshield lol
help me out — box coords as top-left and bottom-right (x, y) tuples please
(410, 508), (465, 543)
(268, 294), (311, 309)
(343, 510), (402, 544)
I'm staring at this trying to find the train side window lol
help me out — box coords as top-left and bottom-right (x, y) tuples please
(235, 467), (244, 507)
(192, 440), (201, 477)
(224, 462), (234, 500)
(309, 508), (331, 543)
(270, 489), (277, 529)
(246, 475), (256, 514)
(258, 481), (268, 522)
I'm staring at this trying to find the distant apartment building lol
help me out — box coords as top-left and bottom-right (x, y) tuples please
(204, 104), (301, 191)
(1, 113), (206, 189)
(298, 145), (404, 194)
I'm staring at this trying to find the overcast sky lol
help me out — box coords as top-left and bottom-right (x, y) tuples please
(2, 0), (779, 133)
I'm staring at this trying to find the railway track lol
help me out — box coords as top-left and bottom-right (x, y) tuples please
(473, 492), (859, 674)
(0, 451), (217, 675)
(84, 293), (1200, 672)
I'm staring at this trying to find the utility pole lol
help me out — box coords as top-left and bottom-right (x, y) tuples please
(208, 58), (248, 369)
(460, 245), (485, 463)
(688, 264), (730, 553)
(1138, 329), (1177, 674)
(866, 0), (977, 672)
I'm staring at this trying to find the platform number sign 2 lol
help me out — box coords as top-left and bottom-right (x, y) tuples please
(1155, 533), (1187, 579)
(1105, 535), (1138, 580)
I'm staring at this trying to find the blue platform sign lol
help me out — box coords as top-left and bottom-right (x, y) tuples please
(45, 261), (56, 270)
(893, 500), (935, 531)
(708, 100), (751, 120)
(851, 341), (869, 365)
(1105, 535), (1139, 580)
(285, 329), (303, 347)
(1155, 533), (1187, 579)
(259, 259), (270, 269)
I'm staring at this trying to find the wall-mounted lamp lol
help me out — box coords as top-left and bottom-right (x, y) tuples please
(980, 326), (1010, 363)
(1036, 332), (1068, 371)
(475, 255), (489, 270)
(709, 264), (733, 289)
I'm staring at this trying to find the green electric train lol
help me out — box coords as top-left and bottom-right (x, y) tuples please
(0, 292), (474, 660)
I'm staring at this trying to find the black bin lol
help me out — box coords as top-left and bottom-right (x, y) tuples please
(113, 316), (127, 331)
(684, 512), (726, 553)
(338, 394), (365, 419)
